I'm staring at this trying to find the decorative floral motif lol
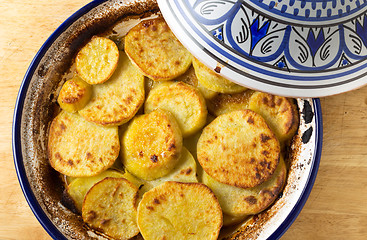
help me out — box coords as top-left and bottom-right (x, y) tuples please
(186, 0), (367, 72)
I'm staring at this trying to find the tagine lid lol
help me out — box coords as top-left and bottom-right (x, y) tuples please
(157, 0), (367, 97)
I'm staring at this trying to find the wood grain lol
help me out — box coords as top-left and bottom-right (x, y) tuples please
(1, 1), (366, 240)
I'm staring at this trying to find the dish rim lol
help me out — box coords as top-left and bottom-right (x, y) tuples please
(12, 0), (323, 239)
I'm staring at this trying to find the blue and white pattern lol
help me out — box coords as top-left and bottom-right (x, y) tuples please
(158, 0), (367, 97)
(189, 0), (367, 71)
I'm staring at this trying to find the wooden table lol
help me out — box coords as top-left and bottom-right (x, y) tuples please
(1, 1), (366, 239)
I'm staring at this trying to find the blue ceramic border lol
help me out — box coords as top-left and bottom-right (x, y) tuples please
(12, 1), (107, 239)
(12, 1), (323, 240)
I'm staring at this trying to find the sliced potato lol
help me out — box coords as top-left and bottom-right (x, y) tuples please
(76, 36), (119, 84)
(192, 58), (246, 93)
(207, 90), (253, 116)
(176, 66), (218, 99)
(57, 76), (92, 113)
(48, 111), (119, 177)
(202, 156), (287, 216)
(197, 109), (280, 189)
(121, 109), (183, 180)
(79, 51), (145, 126)
(222, 213), (248, 227)
(137, 182), (222, 240)
(145, 81), (207, 137)
(183, 114), (216, 159)
(125, 17), (192, 81)
(67, 169), (124, 211)
(139, 147), (198, 195)
(248, 92), (299, 143)
(82, 177), (139, 239)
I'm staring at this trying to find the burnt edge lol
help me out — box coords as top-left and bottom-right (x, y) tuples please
(21, 1), (159, 239)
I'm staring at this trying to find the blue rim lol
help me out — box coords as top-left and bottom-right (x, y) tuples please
(12, 1), (323, 239)
(12, 1), (107, 239)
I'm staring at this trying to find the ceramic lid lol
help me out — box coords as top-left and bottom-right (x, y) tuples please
(157, 0), (367, 97)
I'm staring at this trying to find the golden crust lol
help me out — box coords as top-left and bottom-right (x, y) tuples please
(121, 109), (183, 180)
(145, 81), (207, 137)
(76, 36), (119, 84)
(192, 58), (246, 93)
(248, 92), (299, 143)
(203, 156), (287, 216)
(207, 90), (253, 116)
(48, 111), (119, 177)
(125, 17), (192, 81)
(197, 109), (280, 188)
(137, 182), (223, 240)
(78, 52), (145, 126)
(57, 76), (92, 113)
(82, 177), (140, 239)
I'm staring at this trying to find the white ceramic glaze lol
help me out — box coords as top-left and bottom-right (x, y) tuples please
(158, 0), (367, 97)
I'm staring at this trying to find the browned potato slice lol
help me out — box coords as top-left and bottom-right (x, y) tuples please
(145, 81), (207, 137)
(48, 111), (119, 177)
(76, 36), (119, 84)
(82, 177), (139, 239)
(125, 17), (192, 81)
(248, 92), (299, 143)
(197, 109), (280, 189)
(192, 58), (246, 93)
(67, 169), (124, 212)
(137, 182), (223, 240)
(203, 156), (287, 216)
(57, 76), (92, 113)
(79, 51), (145, 126)
(121, 109), (183, 180)
(207, 90), (254, 116)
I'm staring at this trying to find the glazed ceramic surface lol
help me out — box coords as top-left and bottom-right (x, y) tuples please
(158, 0), (367, 97)
(12, 0), (322, 239)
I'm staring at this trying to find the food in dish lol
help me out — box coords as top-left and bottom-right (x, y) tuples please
(137, 181), (223, 240)
(76, 36), (119, 85)
(145, 81), (207, 137)
(47, 16), (299, 239)
(125, 17), (192, 81)
(78, 51), (145, 126)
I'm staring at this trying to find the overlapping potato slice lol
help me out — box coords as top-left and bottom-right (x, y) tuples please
(139, 147), (197, 194)
(207, 90), (253, 116)
(248, 92), (299, 143)
(121, 147), (197, 203)
(48, 111), (119, 177)
(176, 66), (218, 99)
(125, 17), (192, 81)
(79, 52), (145, 126)
(197, 109), (280, 189)
(82, 177), (140, 239)
(57, 76), (92, 113)
(137, 182), (223, 240)
(76, 36), (119, 84)
(145, 81), (207, 137)
(121, 109), (183, 180)
(67, 169), (124, 211)
(203, 156), (287, 216)
(192, 58), (246, 93)
(222, 213), (248, 227)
